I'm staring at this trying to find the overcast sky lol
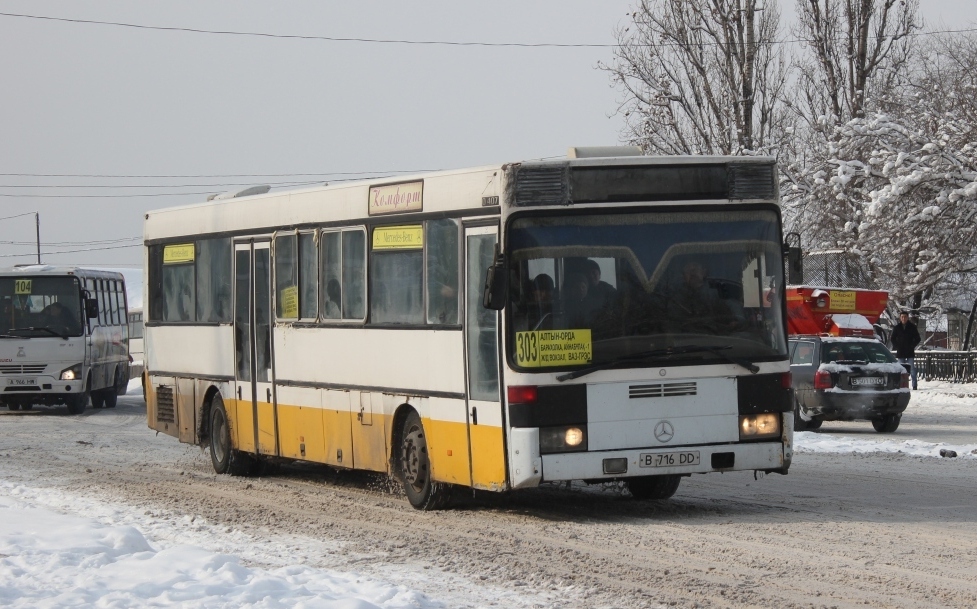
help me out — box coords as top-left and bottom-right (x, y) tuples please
(1, 1), (975, 268)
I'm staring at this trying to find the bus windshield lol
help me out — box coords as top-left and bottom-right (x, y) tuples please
(0, 276), (84, 338)
(506, 208), (787, 370)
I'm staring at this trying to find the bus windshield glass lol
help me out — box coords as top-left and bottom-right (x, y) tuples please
(0, 276), (84, 337)
(507, 208), (787, 370)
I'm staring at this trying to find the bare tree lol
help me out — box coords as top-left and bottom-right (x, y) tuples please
(604, 0), (790, 155)
(792, 0), (919, 124)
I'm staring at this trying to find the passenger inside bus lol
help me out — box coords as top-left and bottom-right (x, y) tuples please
(41, 301), (80, 335)
(527, 273), (554, 331)
(666, 260), (737, 333)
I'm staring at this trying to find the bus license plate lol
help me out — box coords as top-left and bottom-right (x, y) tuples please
(6, 378), (37, 386)
(639, 451), (700, 468)
(851, 377), (884, 386)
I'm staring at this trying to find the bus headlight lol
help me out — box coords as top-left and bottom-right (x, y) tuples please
(739, 413), (781, 440)
(539, 425), (588, 454)
(60, 364), (82, 381)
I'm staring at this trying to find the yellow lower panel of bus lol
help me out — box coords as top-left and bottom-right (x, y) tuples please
(322, 407), (354, 468)
(277, 404), (327, 463)
(230, 398), (256, 453)
(351, 414), (390, 473)
(256, 401), (276, 454)
(422, 418), (472, 486)
(468, 423), (506, 490)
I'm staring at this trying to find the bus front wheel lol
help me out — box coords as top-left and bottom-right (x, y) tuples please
(209, 395), (256, 476)
(627, 474), (682, 500)
(66, 383), (90, 415)
(398, 411), (451, 510)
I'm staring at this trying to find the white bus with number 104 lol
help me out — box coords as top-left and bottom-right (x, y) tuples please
(143, 148), (793, 509)
(1, 265), (130, 413)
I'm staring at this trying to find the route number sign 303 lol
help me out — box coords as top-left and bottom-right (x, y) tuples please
(514, 329), (593, 368)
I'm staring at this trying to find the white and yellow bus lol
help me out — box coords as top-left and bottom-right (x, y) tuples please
(144, 149), (794, 509)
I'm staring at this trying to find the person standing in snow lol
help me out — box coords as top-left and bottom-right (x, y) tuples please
(890, 311), (921, 390)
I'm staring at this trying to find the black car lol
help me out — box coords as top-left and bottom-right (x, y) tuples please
(788, 336), (910, 432)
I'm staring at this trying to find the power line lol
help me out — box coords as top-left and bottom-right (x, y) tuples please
(0, 243), (142, 258)
(0, 180), (323, 188)
(1, 10), (975, 49)
(0, 11), (616, 47)
(0, 211), (38, 222)
(0, 237), (140, 246)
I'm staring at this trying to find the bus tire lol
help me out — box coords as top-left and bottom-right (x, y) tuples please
(67, 383), (90, 415)
(398, 410), (451, 510)
(7, 402), (21, 411)
(103, 387), (118, 409)
(209, 394), (256, 476)
(627, 474), (682, 500)
(92, 390), (106, 408)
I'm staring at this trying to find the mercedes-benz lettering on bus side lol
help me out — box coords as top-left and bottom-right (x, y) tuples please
(143, 149), (793, 509)
(1, 266), (130, 413)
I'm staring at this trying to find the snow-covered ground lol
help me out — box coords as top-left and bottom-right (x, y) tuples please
(1, 380), (974, 608)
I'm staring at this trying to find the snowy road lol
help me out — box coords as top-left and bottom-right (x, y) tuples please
(1, 383), (976, 609)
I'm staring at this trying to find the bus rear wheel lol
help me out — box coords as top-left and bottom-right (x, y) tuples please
(627, 474), (682, 500)
(209, 394), (257, 476)
(398, 411), (451, 510)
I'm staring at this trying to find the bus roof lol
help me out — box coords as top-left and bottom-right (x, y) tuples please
(144, 154), (778, 242)
(0, 265), (126, 280)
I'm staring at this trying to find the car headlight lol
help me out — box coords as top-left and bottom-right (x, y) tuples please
(60, 364), (82, 381)
(539, 425), (588, 454)
(739, 413), (781, 440)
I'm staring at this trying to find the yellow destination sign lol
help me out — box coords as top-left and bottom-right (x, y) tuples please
(163, 243), (195, 264)
(369, 181), (423, 215)
(14, 279), (31, 295)
(829, 290), (856, 312)
(515, 329), (593, 368)
(280, 285), (298, 318)
(373, 225), (423, 250)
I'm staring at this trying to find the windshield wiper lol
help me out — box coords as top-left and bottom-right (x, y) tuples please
(7, 326), (69, 340)
(556, 344), (758, 382)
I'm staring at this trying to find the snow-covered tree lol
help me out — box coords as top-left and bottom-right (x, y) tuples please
(604, 0), (790, 155)
(787, 32), (977, 312)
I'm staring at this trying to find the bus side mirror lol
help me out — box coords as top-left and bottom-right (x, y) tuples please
(85, 298), (99, 319)
(483, 264), (507, 311)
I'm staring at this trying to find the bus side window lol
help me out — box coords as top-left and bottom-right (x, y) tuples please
(299, 231), (317, 320)
(342, 230), (366, 320)
(275, 233), (298, 319)
(196, 237), (232, 323)
(426, 219), (459, 325)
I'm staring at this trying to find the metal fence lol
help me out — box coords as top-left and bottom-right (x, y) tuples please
(915, 351), (977, 383)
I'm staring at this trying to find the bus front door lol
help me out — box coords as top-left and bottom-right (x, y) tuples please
(464, 225), (507, 490)
(233, 240), (278, 457)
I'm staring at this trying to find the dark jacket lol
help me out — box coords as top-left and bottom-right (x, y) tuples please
(890, 321), (921, 358)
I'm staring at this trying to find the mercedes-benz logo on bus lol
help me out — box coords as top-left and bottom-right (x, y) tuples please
(654, 420), (675, 443)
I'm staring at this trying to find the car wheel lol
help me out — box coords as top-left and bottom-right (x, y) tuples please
(398, 410), (452, 510)
(628, 475), (682, 500)
(793, 399), (808, 431)
(209, 394), (257, 476)
(872, 414), (901, 433)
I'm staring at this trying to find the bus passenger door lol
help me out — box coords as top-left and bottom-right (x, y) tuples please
(463, 225), (507, 490)
(233, 240), (278, 457)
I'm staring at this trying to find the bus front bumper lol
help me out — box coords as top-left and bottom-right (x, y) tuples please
(540, 440), (789, 482)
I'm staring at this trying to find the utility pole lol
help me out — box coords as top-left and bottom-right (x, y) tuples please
(35, 212), (40, 264)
